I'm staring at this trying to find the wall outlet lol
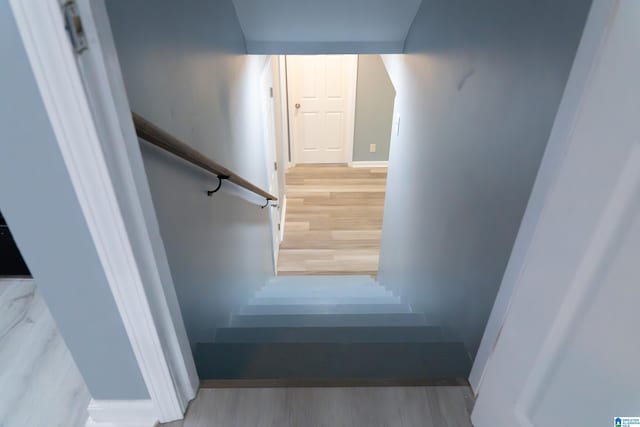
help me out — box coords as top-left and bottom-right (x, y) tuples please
(369, 144), (376, 153)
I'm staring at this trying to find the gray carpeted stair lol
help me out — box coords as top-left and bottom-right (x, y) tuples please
(195, 275), (471, 383)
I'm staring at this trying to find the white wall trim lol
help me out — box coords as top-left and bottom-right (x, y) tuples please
(261, 56), (281, 274)
(345, 55), (358, 165)
(9, 0), (190, 422)
(86, 400), (158, 427)
(75, 0), (198, 408)
(280, 195), (288, 242)
(515, 141), (640, 426)
(349, 161), (389, 168)
(278, 55), (292, 166)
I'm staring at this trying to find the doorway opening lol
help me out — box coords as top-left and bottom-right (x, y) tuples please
(264, 54), (397, 277)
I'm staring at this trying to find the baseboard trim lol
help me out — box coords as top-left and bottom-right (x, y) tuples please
(200, 378), (469, 388)
(86, 399), (159, 427)
(349, 161), (389, 168)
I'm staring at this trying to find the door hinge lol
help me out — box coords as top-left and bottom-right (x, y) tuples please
(63, 1), (88, 54)
(278, 223), (281, 231)
(274, 162), (278, 171)
(269, 87), (274, 98)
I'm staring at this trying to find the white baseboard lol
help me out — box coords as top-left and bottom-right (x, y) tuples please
(349, 161), (389, 168)
(86, 400), (160, 427)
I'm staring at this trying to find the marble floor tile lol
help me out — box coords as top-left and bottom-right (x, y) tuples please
(0, 279), (90, 427)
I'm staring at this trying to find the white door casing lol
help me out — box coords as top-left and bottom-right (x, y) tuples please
(472, 1), (640, 426)
(9, 0), (197, 424)
(468, 0), (619, 393)
(72, 0), (199, 411)
(287, 55), (357, 164)
(260, 57), (281, 270)
(274, 56), (290, 242)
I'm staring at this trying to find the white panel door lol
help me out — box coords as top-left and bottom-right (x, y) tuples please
(472, 1), (640, 426)
(287, 55), (357, 164)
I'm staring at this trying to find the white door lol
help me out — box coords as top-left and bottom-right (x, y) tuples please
(472, 1), (640, 426)
(260, 58), (280, 269)
(287, 55), (357, 164)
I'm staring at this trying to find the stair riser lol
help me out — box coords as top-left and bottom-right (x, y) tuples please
(214, 326), (446, 343)
(230, 313), (428, 328)
(239, 303), (412, 316)
(195, 342), (472, 381)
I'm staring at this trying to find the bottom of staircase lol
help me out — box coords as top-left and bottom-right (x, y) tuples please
(195, 341), (471, 386)
(196, 275), (471, 387)
(200, 377), (469, 388)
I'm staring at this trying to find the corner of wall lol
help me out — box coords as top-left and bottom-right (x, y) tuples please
(229, 0), (249, 54)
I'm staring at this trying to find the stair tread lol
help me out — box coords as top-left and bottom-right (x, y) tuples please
(231, 313), (430, 327)
(255, 285), (392, 298)
(248, 296), (401, 305)
(195, 342), (472, 380)
(266, 275), (377, 286)
(214, 326), (447, 343)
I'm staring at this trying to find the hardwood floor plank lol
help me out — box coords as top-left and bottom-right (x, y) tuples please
(278, 165), (387, 276)
(160, 386), (473, 427)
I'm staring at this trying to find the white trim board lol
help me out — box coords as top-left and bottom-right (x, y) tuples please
(279, 195), (287, 242)
(346, 56), (358, 165)
(9, 0), (194, 422)
(277, 55), (292, 167)
(74, 0), (198, 407)
(260, 56), (281, 274)
(350, 161), (389, 168)
(86, 400), (157, 427)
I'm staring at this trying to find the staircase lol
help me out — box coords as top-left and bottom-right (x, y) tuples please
(195, 275), (471, 385)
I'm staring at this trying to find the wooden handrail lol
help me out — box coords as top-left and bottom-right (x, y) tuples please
(132, 112), (277, 202)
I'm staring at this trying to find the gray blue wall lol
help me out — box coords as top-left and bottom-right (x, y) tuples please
(106, 0), (273, 348)
(234, 0), (421, 54)
(353, 55), (395, 162)
(379, 0), (592, 357)
(0, 1), (148, 400)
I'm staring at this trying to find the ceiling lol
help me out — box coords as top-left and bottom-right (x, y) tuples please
(232, 0), (422, 53)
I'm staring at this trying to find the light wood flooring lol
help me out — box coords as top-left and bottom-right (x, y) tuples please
(161, 386), (474, 427)
(278, 165), (387, 276)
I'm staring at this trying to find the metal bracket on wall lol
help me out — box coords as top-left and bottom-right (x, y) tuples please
(261, 199), (279, 209)
(207, 175), (230, 196)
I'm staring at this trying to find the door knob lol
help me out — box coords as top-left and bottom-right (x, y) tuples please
(295, 103), (301, 109)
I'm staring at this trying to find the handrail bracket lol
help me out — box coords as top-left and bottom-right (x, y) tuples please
(207, 175), (230, 196)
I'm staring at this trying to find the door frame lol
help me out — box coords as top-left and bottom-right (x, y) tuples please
(286, 54), (358, 165)
(260, 56), (281, 272)
(472, 1), (638, 423)
(275, 56), (290, 241)
(279, 55), (293, 170)
(9, 0), (197, 424)
(468, 0), (619, 396)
